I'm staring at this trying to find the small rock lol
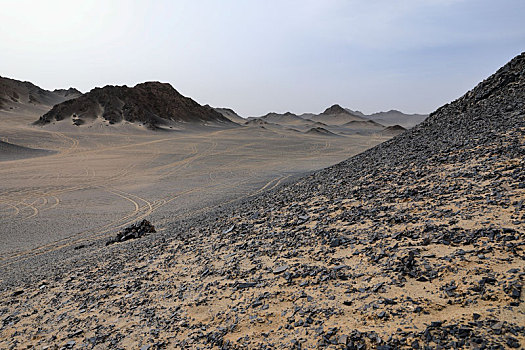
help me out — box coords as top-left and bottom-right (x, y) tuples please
(273, 265), (289, 274)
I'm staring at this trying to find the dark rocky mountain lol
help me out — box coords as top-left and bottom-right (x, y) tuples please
(251, 105), (369, 127)
(344, 108), (367, 117)
(0, 76), (81, 111)
(35, 82), (235, 128)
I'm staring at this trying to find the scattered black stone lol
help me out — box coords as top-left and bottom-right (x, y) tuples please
(11, 290), (23, 297)
(236, 282), (257, 289)
(106, 220), (156, 245)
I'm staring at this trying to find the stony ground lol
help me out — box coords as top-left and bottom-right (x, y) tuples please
(1, 55), (524, 349)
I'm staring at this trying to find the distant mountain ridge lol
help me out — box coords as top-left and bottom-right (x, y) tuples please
(367, 109), (427, 128)
(1, 75), (426, 131)
(249, 104), (427, 129)
(36, 82), (235, 129)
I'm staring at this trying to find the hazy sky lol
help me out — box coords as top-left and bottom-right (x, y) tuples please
(1, 1), (524, 117)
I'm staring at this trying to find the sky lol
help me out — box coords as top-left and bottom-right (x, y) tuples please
(1, 0), (524, 117)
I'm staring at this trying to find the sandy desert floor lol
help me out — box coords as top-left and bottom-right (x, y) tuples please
(0, 110), (389, 272)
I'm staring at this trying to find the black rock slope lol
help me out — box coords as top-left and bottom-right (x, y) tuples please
(0, 54), (524, 349)
(35, 81), (234, 128)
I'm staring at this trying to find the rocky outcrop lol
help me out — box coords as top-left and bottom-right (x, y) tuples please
(35, 82), (235, 128)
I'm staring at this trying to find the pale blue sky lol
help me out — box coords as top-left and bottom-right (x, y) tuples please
(1, 0), (524, 116)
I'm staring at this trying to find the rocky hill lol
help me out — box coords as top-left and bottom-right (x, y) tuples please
(0, 53), (524, 349)
(0, 76), (81, 112)
(35, 82), (235, 128)
(255, 111), (308, 125)
(307, 104), (367, 125)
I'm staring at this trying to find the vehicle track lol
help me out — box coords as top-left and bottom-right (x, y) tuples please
(0, 130), (358, 268)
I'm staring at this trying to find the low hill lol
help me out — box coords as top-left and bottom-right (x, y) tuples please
(0, 76), (81, 113)
(213, 107), (245, 124)
(305, 126), (340, 136)
(341, 119), (385, 129)
(35, 82), (235, 129)
(308, 104), (367, 125)
(256, 111), (307, 125)
(381, 124), (407, 135)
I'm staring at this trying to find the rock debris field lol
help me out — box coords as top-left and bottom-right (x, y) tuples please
(1, 54), (525, 349)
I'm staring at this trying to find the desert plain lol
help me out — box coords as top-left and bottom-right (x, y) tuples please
(0, 101), (390, 280)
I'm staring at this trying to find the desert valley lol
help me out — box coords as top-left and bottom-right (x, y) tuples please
(0, 52), (523, 349)
(1, 0), (525, 344)
(0, 77), (409, 264)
